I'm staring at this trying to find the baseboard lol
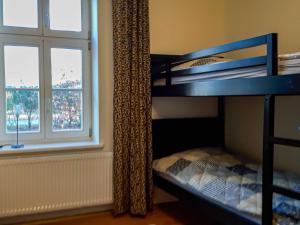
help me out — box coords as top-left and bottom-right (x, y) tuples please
(0, 204), (113, 225)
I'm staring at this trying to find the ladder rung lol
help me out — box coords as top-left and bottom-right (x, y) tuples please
(271, 137), (300, 148)
(273, 185), (300, 200)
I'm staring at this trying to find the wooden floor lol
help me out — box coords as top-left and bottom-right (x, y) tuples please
(21, 202), (213, 225)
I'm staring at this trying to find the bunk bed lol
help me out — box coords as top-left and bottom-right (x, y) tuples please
(151, 33), (300, 225)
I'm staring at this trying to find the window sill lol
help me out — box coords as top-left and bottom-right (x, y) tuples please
(0, 141), (104, 155)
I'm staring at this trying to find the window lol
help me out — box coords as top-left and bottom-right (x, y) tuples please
(0, 0), (91, 145)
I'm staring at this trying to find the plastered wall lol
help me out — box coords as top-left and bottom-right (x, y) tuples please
(149, 0), (228, 119)
(224, 0), (300, 174)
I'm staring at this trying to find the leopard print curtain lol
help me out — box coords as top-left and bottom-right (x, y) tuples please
(112, 0), (153, 216)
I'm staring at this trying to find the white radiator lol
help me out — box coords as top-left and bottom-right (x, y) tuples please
(0, 151), (113, 218)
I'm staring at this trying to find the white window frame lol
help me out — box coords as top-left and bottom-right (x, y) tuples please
(0, 0), (43, 36)
(0, 34), (45, 143)
(0, 0), (92, 146)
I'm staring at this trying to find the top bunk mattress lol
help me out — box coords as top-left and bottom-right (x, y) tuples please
(153, 148), (300, 225)
(153, 53), (300, 86)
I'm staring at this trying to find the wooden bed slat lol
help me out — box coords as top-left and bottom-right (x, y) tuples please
(271, 137), (300, 148)
(273, 185), (300, 201)
(152, 74), (300, 97)
(175, 34), (269, 62)
(170, 56), (267, 77)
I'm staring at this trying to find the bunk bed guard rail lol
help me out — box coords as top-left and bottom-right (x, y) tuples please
(151, 33), (278, 86)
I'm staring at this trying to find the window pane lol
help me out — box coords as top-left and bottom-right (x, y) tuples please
(49, 0), (82, 32)
(52, 90), (82, 131)
(3, 0), (38, 28)
(4, 46), (39, 89)
(51, 48), (82, 89)
(6, 90), (40, 133)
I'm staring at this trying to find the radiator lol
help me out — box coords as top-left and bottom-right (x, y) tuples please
(0, 151), (113, 218)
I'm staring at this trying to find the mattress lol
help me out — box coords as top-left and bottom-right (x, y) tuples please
(153, 53), (300, 86)
(155, 171), (261, 225)
(153, 148), (300, 225)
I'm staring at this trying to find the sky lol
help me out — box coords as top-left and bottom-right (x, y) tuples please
(3, 0), (82, 31)
(5, 46), (82, 89)
(3, 0), (38, 28)
(50, 0), (82, 32)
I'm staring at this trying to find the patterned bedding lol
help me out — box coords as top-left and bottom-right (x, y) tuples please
(153, 148), (300, 225)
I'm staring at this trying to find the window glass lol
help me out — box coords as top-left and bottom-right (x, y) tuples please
(6, 90), (40, 133)
(4, 45), (40, 133)
(51, 48), (83, 131)
(4, 46), (40, 88)
(49, 0), (82, 32)
(3, 0), (38, 28)
(52, 90), (82, 131)
(51, 48), (82, 89)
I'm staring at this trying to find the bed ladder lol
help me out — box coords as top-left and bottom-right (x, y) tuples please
(263, 95), (300, 225)
(262, 34), (300, 225)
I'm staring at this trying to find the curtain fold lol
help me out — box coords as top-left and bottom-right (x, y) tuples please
(112, 0), (153, 216)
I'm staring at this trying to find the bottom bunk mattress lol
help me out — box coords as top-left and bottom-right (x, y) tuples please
(153, 148), (300, 225)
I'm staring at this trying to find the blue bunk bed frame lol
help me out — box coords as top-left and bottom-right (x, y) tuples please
(151, 33), (300, 225)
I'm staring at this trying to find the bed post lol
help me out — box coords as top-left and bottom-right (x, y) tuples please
(262, 94), (275, 225)
(165, 62), (172, 87)
(218, 97), (225, 148)
(262, 33), (278, 225)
